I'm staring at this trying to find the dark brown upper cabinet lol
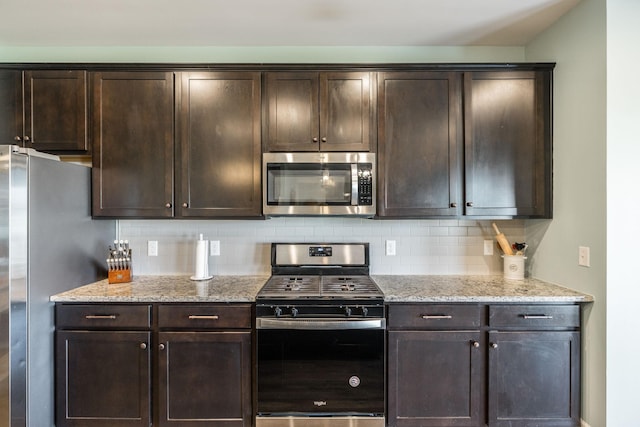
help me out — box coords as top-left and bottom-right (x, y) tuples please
(0, 69), (88, 153)
(378, 67), (552, 219)
(464, 70), (552, 218)
(377, 71), (462, 217)
(91, 71), (174, 218)
(176, 71), (262, 218)
(0, 70), (22, 146)
(264, 71), (374, 152)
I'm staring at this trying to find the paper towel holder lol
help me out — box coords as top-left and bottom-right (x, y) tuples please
(190, 233), (213, 281)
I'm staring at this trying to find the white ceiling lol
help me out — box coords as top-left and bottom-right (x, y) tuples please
(1, 0), (581, 47)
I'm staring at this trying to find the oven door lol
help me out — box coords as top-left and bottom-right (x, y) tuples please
(256, 318), (385, 417)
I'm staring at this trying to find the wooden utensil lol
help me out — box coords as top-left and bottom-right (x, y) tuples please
(492, 223), (514, 255)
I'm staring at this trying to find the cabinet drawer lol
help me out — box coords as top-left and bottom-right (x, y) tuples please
(489, 305), (579, 329)
(388, 304), (482, 329)
(158, 304), (252, 329)
(56, 304), (151, 329)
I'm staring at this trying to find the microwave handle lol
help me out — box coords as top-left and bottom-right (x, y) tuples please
(351, 164), (358, 206)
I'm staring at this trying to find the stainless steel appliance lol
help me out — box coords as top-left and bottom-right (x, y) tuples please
(255, 243), (385, 427)
(0, 146), (115, 427)
(262, 152), (376, 217)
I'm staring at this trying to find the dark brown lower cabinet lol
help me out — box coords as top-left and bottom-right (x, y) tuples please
(56, 330), (151, 427)
(387, 304), (581, 427)
(488, 331), (580, 427)
(388, 330), (484, 427)
(157, 331), (252, 426)
(56, 303), (252, 427)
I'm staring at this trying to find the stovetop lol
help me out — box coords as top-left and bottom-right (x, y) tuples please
(257, 274), (383, 300)
(256, 243), (383, 302)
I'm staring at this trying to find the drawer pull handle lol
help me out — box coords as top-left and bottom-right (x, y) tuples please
(472, 341), (480, 348)
(188, 315), (219, 320)
(421, 315), (453, 320)
(85, 315), (117, 320)
(491, 343), (498, 349)
(522, 315), (554, 319)
(140, 343), (147, 350)
(159, 343), (165, 351)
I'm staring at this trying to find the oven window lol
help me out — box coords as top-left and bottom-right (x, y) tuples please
(266, 163), (352, 205)
(256, 328), (384, 415)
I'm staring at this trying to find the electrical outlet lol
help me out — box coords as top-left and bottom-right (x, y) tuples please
(484, 240), (494, 256)
(210, 240), (220, 256)
(385, 240), (396, 256)
(147, 240), (158, 257)
(578, 246), (590, 267)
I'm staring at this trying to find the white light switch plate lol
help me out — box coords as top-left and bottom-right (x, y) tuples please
(147, 240), (158, 257)
(484, 240), (494, 256)
(210, 240), (220, 256)
(578, 246), (590, 267)
(385, 240), (396, 256)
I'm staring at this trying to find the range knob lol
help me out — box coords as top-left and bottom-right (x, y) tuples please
(290, 307), (299, 317)
(274, 306), (283, 317)
(344, 306), (352, 317)
(361, 307), (369, 317)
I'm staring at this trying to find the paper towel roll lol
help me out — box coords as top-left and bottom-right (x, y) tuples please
(191, 234), (212, 280)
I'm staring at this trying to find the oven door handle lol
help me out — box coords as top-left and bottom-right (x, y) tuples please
(256, 318), (386, 330)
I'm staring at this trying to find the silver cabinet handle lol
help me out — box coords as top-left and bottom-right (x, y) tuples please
(312, 137), (318, 143)
(140, 343), (147, 350)
(472, 341), (480, 348)
(466, 202), (473, 207)
(159, 343), (165, 351)
(182, 202), (188, 208)
(450, 203), (457, 208)
(321, 137), (327, 142)
(14, 136), (21, 142)
(522, 315), (554, 319)
(421, 315), (453, 319)
(165, 203), (172, 208)
(188, 315), (219, 320)
(491, 343), (498, 349)
(85, 315), (117, 319)
(24, 136), (30, 142)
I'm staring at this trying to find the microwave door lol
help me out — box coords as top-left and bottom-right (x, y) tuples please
(267, 164), (352, 206)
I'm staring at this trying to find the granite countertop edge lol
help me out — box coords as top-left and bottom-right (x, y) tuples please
(50, 274), (594, 304)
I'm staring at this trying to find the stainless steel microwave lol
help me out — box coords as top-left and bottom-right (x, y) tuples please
(263, 152), (376, 217)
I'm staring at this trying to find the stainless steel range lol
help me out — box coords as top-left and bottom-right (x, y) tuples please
(255, 243), (385, 427)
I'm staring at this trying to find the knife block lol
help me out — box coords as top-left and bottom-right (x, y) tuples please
(108, 268), (132, 284)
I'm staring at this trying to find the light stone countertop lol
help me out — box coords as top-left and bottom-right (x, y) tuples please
(372, 275), (594, 303)
(50, 275), (270, 303)
(50, 274), (594, 304)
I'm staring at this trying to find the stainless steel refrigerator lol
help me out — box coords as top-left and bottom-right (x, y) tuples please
(0, 145), (116, 427)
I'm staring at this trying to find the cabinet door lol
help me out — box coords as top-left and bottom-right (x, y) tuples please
(378, 72), (462, 217)
(320, 71), (373, 152)
(488, 331), (580, 427)
(264, 72), (319, 151)
(56, 330), (151, 427)
(176, 72), (262, 217)
(464, 71), (552, 217)
(158, 331), (252, 427)
(91, 71), (174, 217)
(0, 69), (22, 145)
(388, 330), (483, 427)
(24, 70), (88, 152)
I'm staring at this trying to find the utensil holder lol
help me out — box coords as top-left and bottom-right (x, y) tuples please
(108, 268), (132, 284)
(502, 255), (526, 280)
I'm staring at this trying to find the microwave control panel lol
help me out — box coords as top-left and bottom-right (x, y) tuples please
(358, 164), (374, 205)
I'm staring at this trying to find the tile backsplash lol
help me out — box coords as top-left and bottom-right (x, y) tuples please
(118, 218), (526, 276)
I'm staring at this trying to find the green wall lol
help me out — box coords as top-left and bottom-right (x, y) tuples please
(525, 0), (606, 425)
(0, 45), (525, 64)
